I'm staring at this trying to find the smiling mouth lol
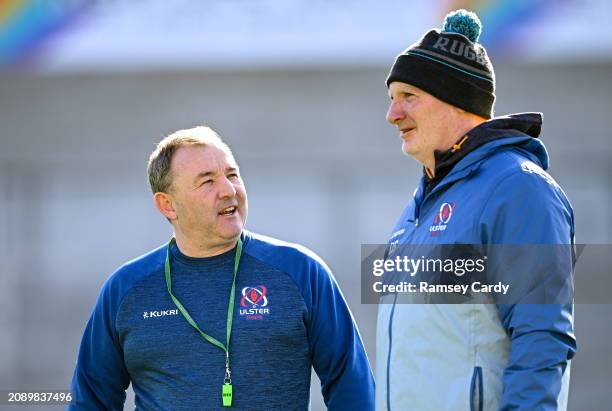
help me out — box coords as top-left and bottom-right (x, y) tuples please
(218, 206), (237, 216)
(400, 127), (415, 138)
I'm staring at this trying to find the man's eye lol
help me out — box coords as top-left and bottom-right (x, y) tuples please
(228, 173), (239, 179)
(200, 180), (213, 186)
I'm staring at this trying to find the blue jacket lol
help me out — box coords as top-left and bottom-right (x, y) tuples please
(376, 113), (576, 411)
(70, 230), (374, 410)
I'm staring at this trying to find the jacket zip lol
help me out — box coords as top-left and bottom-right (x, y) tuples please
(386, 292), (398, 411)
(469, 366), (483, 411)
(387, 185), (427, 410)
(385, 169), (474, 411)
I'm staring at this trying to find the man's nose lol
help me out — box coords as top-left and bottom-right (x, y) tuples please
(386, 101), (404, 125)
(217, 176), (237, 198)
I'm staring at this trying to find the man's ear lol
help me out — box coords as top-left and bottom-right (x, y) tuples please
(154, 192), (177, 221)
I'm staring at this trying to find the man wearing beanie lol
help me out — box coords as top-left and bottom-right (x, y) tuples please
(376, 9), (576, 411)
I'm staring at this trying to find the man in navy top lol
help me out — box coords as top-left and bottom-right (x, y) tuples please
(69, 126), (374, 410)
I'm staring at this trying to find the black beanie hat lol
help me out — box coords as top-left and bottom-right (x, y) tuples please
(386, 9), (495, 118)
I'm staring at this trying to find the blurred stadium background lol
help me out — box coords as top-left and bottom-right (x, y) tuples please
(1, 0), (611, 409)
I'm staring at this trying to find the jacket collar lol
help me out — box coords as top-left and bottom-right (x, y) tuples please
(424, 112), (545, 194)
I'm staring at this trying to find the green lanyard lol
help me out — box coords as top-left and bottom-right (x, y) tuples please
(164, 237), (243, 407)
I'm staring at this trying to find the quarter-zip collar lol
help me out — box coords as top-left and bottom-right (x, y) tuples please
(424, 112), (544, 195)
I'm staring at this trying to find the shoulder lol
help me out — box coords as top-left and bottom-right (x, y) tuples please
(473, 145), (568, 204)
(242, 231), (337, 308)
(475, 150), (574, 243)
(471, 142), (573, 211)
(242, 231), (351, 326)
(242, 230), (331, 275)
(99, 243), (167, 306)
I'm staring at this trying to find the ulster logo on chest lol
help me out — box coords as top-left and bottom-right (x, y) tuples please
(239, 285), (270, 320)
(429, 202), (456, 236)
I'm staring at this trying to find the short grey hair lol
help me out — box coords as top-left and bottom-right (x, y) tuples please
(147, 126), (233, 194)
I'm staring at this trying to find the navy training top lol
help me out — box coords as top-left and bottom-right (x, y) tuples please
(69, 230), (374, 410)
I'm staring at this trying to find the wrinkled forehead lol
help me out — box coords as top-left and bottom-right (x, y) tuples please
(171, 143), (238, 176)
(388, 81), (425, 96)
(205, 141), (237, 166)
